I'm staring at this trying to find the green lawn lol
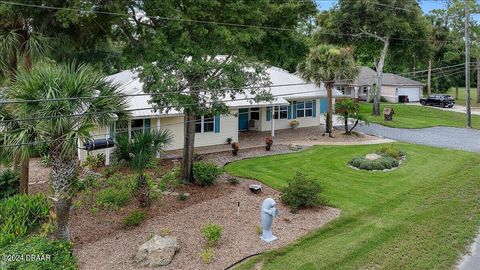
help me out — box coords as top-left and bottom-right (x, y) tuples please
(445, 87), (479, 108)
(359, 103), (480, 129)
(225, 144), (480, 270)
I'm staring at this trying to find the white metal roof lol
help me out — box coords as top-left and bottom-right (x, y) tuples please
(106, 66), (339, 118)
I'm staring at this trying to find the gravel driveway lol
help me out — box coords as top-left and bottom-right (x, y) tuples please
(356, 123), (480, 153)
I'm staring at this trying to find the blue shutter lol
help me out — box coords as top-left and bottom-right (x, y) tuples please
(312, 100), (317, 117)
(292, 101), (297, 119)
(214, 115), (220, 133)
(144, 119), (151, 132)
(287, 102), (292, 119)
(266, 107), (271, 121)
(320, 98), (327, 113)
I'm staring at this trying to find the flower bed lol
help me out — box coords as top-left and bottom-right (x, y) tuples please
(348, 145), (405, 171)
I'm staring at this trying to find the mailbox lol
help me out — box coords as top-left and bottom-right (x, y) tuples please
(383, 108), (394, 121)
(83, 138), (115, 151)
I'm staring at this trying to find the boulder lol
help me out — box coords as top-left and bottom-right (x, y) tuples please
(289, 144), (304, 151)
(365, 153), (382, 160)
(135, 235), (178, 267)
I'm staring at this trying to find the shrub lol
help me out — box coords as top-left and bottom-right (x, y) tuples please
(159, 167), (181, 191)
(74, 174), (99, 192)
(255, 225), (262, 235)
(101, 166), (116, 179)
(199, 248), (214, 264)
(0, 236), (77, 270)
(202, 223), (223, 247)
(227, 177), (240, 185)
(348, 156), (399, 171)
(123, 210), (147, 228)
(177, 193), (188, 201)
(193, 162), (222, 187)
(83, 153), (106, 170)
(281, 172), (327, 213)
(0, 194), (50, 247)
(95, 187), (131, 208)
(0, 169), (19, 199)
(377, 144), (405, 160)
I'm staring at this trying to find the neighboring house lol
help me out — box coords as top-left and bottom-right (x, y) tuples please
(78, 66), (342, 163)
(335, 66), (424, 103)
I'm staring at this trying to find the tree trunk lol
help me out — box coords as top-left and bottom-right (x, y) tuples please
(456, 85), (459, 100)
(136, 174), (150, 208)
(373, 38), (389, 116)
(50, 143), (77, 241)
(181, 112), (196, 182)
(427, 60), (432, 96)
(344, 115), (349, 134)
(23, 52), (32, 72)
(325, 84), (333, 137)
(19, 158), (29, 194)
(477, 57), (480, 104)
(54, 198), (72, 241)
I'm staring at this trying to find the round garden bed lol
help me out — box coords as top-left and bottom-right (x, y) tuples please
(348, 145), (405, 172)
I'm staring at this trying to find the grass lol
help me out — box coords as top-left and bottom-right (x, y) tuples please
(359, 103), (480, 129)
(225, 144), (480, 270)
(445, 87), (479, 108)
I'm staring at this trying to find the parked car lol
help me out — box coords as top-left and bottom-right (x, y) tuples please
(420, 94), (455, 108)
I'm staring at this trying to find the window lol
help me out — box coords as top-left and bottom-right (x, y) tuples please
(250, 107), (260, 120)
(131, 119), (144, 136)
(296, 101), (313, 118)
(273, 106), (288, 119)
(195, 116), (214, 133)
(362, 86), (368, 94)
(336, 86), (345, 95)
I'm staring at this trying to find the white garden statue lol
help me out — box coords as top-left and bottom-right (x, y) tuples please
(260, 198), (279, 243)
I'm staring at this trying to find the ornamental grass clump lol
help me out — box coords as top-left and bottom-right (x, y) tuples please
(280, 171), (327, 213)
(202, 223), (223, 247)
(377, 144), (405, 160)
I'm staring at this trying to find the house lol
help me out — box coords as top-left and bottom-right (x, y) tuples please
(78, 66), (342, 163)
(335, 66), (424, 103)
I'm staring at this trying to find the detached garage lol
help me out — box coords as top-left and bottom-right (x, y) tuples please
(381, 74), (423, 103)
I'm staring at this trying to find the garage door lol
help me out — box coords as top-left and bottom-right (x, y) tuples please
(398, 87), (420, 102)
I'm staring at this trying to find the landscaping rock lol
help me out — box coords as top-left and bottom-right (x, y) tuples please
(135, 235), (178, 267)
(365, 153), (381, 160)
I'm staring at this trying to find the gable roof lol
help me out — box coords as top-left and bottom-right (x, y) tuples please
(107, 66), (342, 118)
(335, 66), (423, 87)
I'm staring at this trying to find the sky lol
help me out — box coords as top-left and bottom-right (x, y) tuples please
(316, 0), (480, 21)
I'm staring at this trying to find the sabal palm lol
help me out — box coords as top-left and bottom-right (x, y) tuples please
(335, 98), (368, 134)
(114, 130), (172, 208)
(298, 44), (359, 136)
(3, 63), (128, 240)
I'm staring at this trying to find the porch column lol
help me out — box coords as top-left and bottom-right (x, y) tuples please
(105, 126), (110, 166)
(271, 105), (275, 137)
(128, 121), (132, 140)
(156, 118), (161, 132)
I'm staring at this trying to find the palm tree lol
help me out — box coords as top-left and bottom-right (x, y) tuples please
(335, 99), (368, 134)
(3, 63), (128, 240)
(1, 29), (49, 195)
(112, 131), (172, 208)
(298, 44), (359, 137)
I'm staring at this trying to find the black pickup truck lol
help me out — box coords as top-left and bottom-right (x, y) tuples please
(420, 94), (455, 108)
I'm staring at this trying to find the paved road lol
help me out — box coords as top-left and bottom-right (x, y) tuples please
(356, 123), (480, 153)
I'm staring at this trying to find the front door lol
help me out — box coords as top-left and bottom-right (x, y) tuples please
(238, 108), (249, 131)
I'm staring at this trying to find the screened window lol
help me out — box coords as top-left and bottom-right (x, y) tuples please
(195, 116), (214, 133)
(273, 106), (288, 119)
(296, 101), (313, 118)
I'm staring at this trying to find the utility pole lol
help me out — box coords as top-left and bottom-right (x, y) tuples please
(427, 60), (432, 96)
(465, 0), (472, 128)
